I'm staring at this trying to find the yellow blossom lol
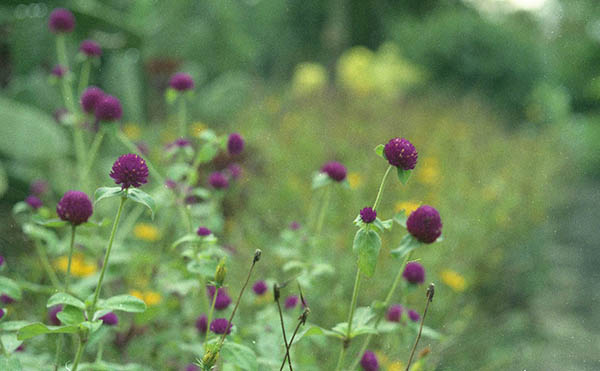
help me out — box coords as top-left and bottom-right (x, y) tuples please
(129, 290), (162, 306)
(347, 172), (363, 189)
(122, 123), (142, 140)
(395, 201), (420, 216)
(375, 351), (391, 368)
(387, 361), (405, 371)
(130, 290), (145, 301)
(292, 62), (328, 96)
(441, 269), (467, 292)
(54, 253), (97, 277)
(417, 157), (440, 185)
(190, 122), (207, 138)
(133, 223), (160, 242)
(337, 47), (375, 96)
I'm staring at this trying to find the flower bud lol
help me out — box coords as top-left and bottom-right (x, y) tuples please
(215, 258), (227, 287)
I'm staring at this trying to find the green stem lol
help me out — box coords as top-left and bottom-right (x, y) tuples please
(372, 165), (392, 211)
(204, 287), (218, 344)
(53, 335), (63, 371)
(78, 60), (91, 95)
(178, 96), (187, 138)
(90, 196), (127, 314)
(116, 131), (165, 184)
(82, 128), (106, 182)
(335, 269), (362, 371)
(71, 335), (86, 371)
(276, 298), (292, 371)
(0, 336), (7, 356)
(65, 225), (77, 292)
(314, 186), (331, 238)
(34, 240), (61, 289)
(95, 341), (104, 362)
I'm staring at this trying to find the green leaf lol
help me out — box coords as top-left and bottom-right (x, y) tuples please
(0, 355), (22, 371)
(0, 321), (30, 332)
(1, 333), (22, 353)
(12, 202), (29, 215)
(81, 218), (112, 228)
(297, 325), (343, 341)
(127, 188), (156, 219)
(408, 322), (443, 340)
(352, 228), (382, 278)
(98, 295), (146, 313)
(195, 143), (218, 165)
(221, 342), (258, 371)
(393, 212), (407, 228)
(396, 168), (411, 185)
(311, 172), (331, 189)
(186, 259), (218, 277)
(390, 234), (421, 260)
(0, 277), (22, 300)
(80, 320), (103, 334)
(21, 223), (59, 247)
(34, 218), (68, 228)
(165, 88), (178, 105)
(372, 218), (393, 232)
(171, 233), (202, 249)
(17, 323), (79, 340)
(94, 187), (125, 205)
(56, 305), (85, 325)
(47, 292), (85, 310)
(374, 144), (385, 158)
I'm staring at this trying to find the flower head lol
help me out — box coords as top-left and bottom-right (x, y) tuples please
(95, 95), (123, 122)
(56, 191), (93, 226)
(209, 318), (232, 334)
(197, 226), (211, 236)
(441, 269), (466, 292)
(48, 8), (75, 33)
(227, 133), (245, 155)
(227, 163), (242, 180)
(208, 172), (229, 189)
(0, 308), (4, 320)
(169, 73), (195, 91)
(80, 86), (104, 114)
(383, 137), (418, 170)
(51, 65), (67, 78)
(360, 207), (376, 224)
(207, 286), (231, 310)
(165, 179), (177, 190)
(386, 304), (403, 322)
(48, 305), (63, 326)
(79, 40), (102, 57)
(25, 195), (43, 210)
(285, 295), (298, 309)
(321, 161), (347, 182)
(0, 256), (4, 267)
(403, 262), (425, 284)
(360, 350), (379, 371)
(252, 280), (268, 295)
(100, 312), (119, 326)
(30, 180), (48, 195)
(408, 309), (420, 322)
(406, 205), (442, 244)
(133, 223), (160, 242)
(0, 294), (14, 304)
(195, 314), (208, 334)
(186, 364), (200, 371)
(110, 154), (149, 189)
(289, 221), (300, 230)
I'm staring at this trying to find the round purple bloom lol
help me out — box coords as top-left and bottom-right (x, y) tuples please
(207, 286), (232, 310)
(30, 180), (48, 196)
(321, 161), (347, 182)
(208, 172), (229, 189)
(289, 221), (300, 230)
(195, 314), (208, 334)
(0, 256), (4, 267)
(48, 305), (63, 326)
(227, 163), (242, 180)
(403, 262), (425, 284)
(25, 195), (43, 210)
(360, 350), (379, 371)
(95, 95), (122, 122)
(185, 364), (200, 371)
(408, 309), (420, 322)
(406, 205), (443, 244)
(56, 190), (93, 226)
(110, 154), (149, 189)
(0, 308), (4, 320)
(209, 318), (232, 334)
(197, 226), (211, 236)
(360, 207), (376, 224)
(165, 179), (177, 190)
(0, 294), (14, 304)
(51, 65), (67, 78)
(169, 73), (195, 91)
(386, 304), (403, 322)
(48, 8), (75, 33)
(383, 137), (418, 170)
(80, 86), (104, 114)
(15, 344), (25, 352)
(79, 40), (102, 57)
(252, 280), (268, 295)
(227, 133), (245, 156)
(100, 312), (118, 326)
(285, 295), (298, 309)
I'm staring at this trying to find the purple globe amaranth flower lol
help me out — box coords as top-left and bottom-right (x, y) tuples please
(227, 133), (245, 156)
(25, 195), (43, 210)
(252, 280), (268, 295)
(80, 86), (104, 114)
(207, 286), (232, 310)
(195, 314), (208, 334)
(100, 312), (118, 326)
(197, 226), (211, 236)
(408, 309), (420, 322)
(285, 295), (299, 309)
(48, 8), (75, 33)
(56, 191), (93, 226)
(185, 364), (200, 371)
(386, 304), (403, 322)
(95, 95), (123, 122)
(0, 308), (4, 320)
(110, 154), (149, 189)
(209, 318), (232, 334)
(30, 180), (48, 196)
(227, 163), (242, 180)
(51, 65), (67, 78)
(321, 161), (347, 182)
(0, 255), (4, 267)
(15, 344), (25, 352)
(169, 72), (195, 92)
(0, 294), (14, 304)
(403, 262), (425, 284)
(360, 350), (379, 371)
(406, 205), (443, 244)
(48, 305), (63, 326)
(384, 137), (418, 170)
(360, 207), (377, 224)
(208, 172), (229, 189)
(165, 179), (177, 190)
(289, 221), (300, 230)
(79, 40), (102, 57)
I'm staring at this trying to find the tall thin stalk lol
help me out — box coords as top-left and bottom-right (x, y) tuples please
(280, 307), (310, 371)
(274, 284), (292, 371)
(405, 284), (435, 371)
(65, 225), (77, 292)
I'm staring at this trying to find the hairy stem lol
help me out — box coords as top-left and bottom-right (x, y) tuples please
(71, 335), (86, 371)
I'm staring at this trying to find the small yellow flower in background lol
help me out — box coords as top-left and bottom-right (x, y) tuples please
(190, 121), (207, 137)
(54, 253), (97, 277)
(133, 223), (160, 242)
(347, 172), (364, 189)
(441, 269), (467, 292)
(417, 157), (440, 185)
(130, 290), (144, 301)
(387, 361), (405, 371)
(375, 351), (391, 368)
(255, 292), (273, 305)
(130, 290), (162, 306)
(337, 46), (375, 96)
(395, 201), (420, 216)
(292, 62), (328, 96)
(122, 123), (142, 140)
(161, 126), (177, 144)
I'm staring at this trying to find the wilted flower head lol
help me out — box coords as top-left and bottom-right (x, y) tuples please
(285, 295), (299, 309)
(48, 305), (63, 326)
(95, 95), (123, 122)
(197, 226), (211, 236)
(360, 350), (379, 371)
(100, 312), (118, 326)
(408, 309), (420, 322)
(30, 180), (48, 196)
(195, 314), (208, 334)
(403, 262), (425, 284)
(383, 137), (418, 170)
(406, 205), (442, 244)
(25, 195), (43, 210)
(209, 318), (232, 334)
(110, 154), (149, 189)
(208, 172), (229, 189)
(169, 72), (195, 91)
(51, 65), (67, 78)
(321, 161), (347, 182)
(56, 191), (93, 226)
(48, 8), (75, 33)
(360, 207), (376, 224)
(207, 286), (231, 310)
(0, 294), (14, 304)
(227, 133), (245, 155)
(227, 163), (242, 180)
(252, 280), (268, 295)
(79, 40), (102, 57)
(386, 304), (403, 322)
(80, 86), (104, 114)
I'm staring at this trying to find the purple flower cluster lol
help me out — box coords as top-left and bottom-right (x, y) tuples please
(360, 351), (379, 371)
(0, 308), (4, 320)
(321, 161), (347, 182)
(0, 294), (14, 304)
(285, 295), (298, 309)
(100, 312), (119, 326)
(95, 95), (123, 122)
(209, 318), (232, 334)
(0, 256), (4, 267)
(252, 280), (268, 295)
(383, 137), (418, 170)
(48, 305), (63, 326)
(80, 86), (105, 114)
(360, 207), (377, 224)
(195, 314), (208, 334)
(403, 262), (425, 284)
(169, 73), (195, 91)
(25, 195), (43, 210)
(406, 205), (442, 244)
(289, 221), (300, 230)
(227, 133), (245, 156)
(207, 286), (231, 310)
(386, 304), (403, 322)
(48, 8), (75, 33)
(51, 65), (67, 78)
(30, 180), (48, 195)
(197, 226), (211, 236)
(79, 40), (102, 58)
(408, 309), (420, 322)
(110, 154), (149, 189)
(185, 364), (200, 371)
(227, 163), (242, 180)
(56, 190), (93, 226)
(208, 172), (229, 190)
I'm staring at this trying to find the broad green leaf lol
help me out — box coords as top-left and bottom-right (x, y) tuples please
(94, 187), (125, 205)
(393, 212), (407, 228)
(0, 321), (30, 332)
(408, 322), (443, 340)
(296, 325), (342, 341)
(397, 168), (411, 185)
(56, 305), (85, 325)
(390, 234), (421, 260)
(80, 320), (103, 334)
(17, 323), (79, 340)
(171, 233), (202, 249)
(282, 260), (305, 272)
(166, 163), (191, 181)
(311, 172), (331, 189)
(1, 333), (22, 353)
(372, 218), (393, 232)
(81, 218), (112, 228)
(186, 259), (218, 277)
(374, 144), (385, 158)
(92, 309), (112, 321)
(195, 143), (218, 165)
(221, 342), (258, 371)
(98, 295), (146, 313)
(0, 277), (22, 300)
(0, 355), (22, 371)
(12, 202), (29, 215)
(47, 292), (85, 310)
(34, 218), (68, 228)
(127, 188), (156, 219)
(21, 223), (59, 247)
(352, 228), (382, 278)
